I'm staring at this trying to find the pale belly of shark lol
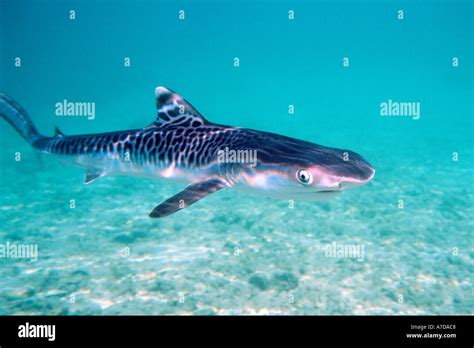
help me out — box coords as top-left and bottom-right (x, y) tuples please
(1, 87), (375, 218)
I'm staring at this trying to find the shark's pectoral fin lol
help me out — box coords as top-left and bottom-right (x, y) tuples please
(149, 179), (227, 218)
(84, 168), (107, 184)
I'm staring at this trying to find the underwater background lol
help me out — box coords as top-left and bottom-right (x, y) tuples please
(0, 0), (472, 315)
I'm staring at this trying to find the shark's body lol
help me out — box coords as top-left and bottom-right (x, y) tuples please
(1, 87), (375, 217)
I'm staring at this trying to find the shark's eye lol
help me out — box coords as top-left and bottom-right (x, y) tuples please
(296, 169), (313, 185)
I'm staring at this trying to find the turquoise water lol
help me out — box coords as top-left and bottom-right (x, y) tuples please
(0, 0), (472, 315)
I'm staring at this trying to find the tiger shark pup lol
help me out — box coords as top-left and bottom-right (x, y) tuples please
(0, 87), (375, 218)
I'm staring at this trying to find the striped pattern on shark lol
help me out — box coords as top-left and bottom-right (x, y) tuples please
(0, 87), (375, 218)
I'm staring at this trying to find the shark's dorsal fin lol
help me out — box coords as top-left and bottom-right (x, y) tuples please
(151, 87), (209, 127)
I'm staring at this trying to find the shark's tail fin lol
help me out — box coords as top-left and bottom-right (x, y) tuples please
(0, 93), (43, 144)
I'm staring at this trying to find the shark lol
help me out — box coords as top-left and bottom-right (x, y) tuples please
(0, 87), (375, 218)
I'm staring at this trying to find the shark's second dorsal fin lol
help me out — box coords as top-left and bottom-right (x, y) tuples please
(54, 127), (65, 137)
(151, 87), (209, 127)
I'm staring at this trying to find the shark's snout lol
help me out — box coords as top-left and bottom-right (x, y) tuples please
(338, 165), (375, 190)
(309, 149), (375, 192)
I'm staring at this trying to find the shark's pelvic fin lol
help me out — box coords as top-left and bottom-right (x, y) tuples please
(84, 168), (107, 184)
(149, 178), (227, 218)
(151, 86), (210, 127)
